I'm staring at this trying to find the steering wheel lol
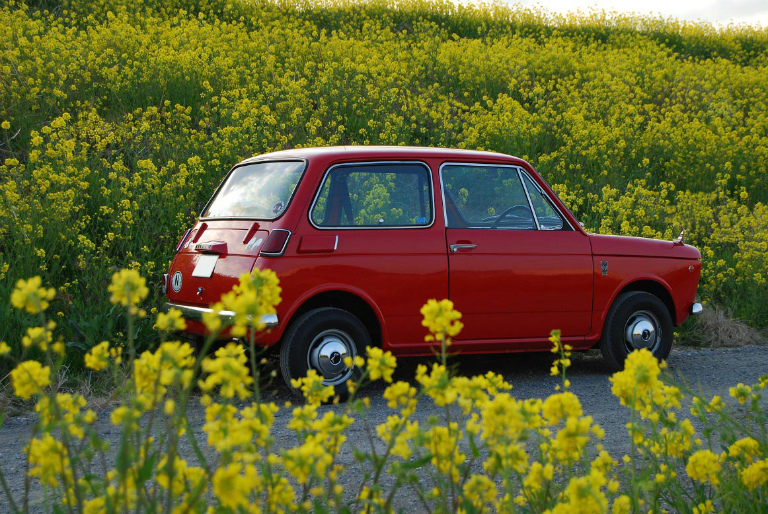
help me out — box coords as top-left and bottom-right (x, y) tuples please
(490, 204), (534, 229)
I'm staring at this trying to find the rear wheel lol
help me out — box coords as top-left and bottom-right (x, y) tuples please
(599, 291), (673, 371)
(279, 308), (369, 401)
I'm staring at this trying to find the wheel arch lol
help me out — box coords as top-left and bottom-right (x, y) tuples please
(282, 288), (384, 349)
(615, 279), (676, 325)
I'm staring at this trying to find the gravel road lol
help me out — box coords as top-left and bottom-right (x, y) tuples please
(2, 345), (767, 512)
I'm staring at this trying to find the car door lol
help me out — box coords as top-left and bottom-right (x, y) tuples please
(308, 161), (448, 347)
(441, 163), (593, 341)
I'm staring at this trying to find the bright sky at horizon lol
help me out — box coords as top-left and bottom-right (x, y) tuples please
(502, 0), (768, 27)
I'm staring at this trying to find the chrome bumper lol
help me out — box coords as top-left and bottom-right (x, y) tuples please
(691, 303), (703, 316)
(161, 302), (278, 328)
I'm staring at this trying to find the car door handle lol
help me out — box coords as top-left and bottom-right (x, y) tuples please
(450, 244), (477, 253)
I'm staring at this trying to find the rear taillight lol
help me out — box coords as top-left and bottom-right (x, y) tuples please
(176, 229), (192, 252)
(260, 229), (291, 257)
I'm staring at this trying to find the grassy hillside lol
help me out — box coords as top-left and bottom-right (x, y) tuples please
(1, 0), (767, 361)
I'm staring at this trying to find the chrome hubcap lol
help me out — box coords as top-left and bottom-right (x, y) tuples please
(307, 329), (355, 386)
(624, 310), (661, 352)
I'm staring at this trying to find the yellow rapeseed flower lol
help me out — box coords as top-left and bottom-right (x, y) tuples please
(199, 342), (253, 400)
(728, 437), (761, 463)
(729, 383), (753, 404)
(686, 449), (722, 486)
(11, 276), (56, 314)
(383, 381), (418, 416)
(612, 495), (631, 514)
(740, 459), (768, 490)
(365, 346), (397, 382)
(36, 393), (93, 439)
(282, 434), (334, 484)
(213, 462), (260, 509)
(26, 434), (70, 487)
(154, 308), (187, 332)
(548, 469), (608, 514)
(290, 369), (335, 405)
(218, 269), (281, 334)
(542, 392), (583, 425)
(11, 360), (51, 399)
(420, 298), (463, 342)
(463, 474), (497, 509)
(108, 269), (148, 313)
(85, 341), (110, 371)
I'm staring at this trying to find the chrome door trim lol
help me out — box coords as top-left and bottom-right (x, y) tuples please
(517, 168), (541, 230)
(517, 168), (575, 231)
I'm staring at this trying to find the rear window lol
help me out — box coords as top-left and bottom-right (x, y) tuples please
(203, 160), (305, 219)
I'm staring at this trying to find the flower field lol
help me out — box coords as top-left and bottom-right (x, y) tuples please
(2, 270), (767, 512)
(1, 0), (768, 354)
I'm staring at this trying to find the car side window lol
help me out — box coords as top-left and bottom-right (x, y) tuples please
(311, 163), (433, 227)
(441, 165), (536, 229)
(520, 173), (566, 230)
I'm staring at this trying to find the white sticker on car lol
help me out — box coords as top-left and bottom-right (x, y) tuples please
(192, 254), (218, 278)
(171, 271), (183, 292)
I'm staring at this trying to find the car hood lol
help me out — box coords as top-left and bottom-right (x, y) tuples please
(589, 233), (701, 260)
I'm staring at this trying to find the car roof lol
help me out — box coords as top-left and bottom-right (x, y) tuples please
(239, 146), (526, 166)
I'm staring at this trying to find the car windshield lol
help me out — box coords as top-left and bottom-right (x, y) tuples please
(203, 161), (305, 219)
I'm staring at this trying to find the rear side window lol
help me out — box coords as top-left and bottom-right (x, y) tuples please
(203, 160), (305, 219)
(311, 163), (433, 228)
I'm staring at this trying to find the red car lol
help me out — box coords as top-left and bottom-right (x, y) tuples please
(163, 146), (702, 395)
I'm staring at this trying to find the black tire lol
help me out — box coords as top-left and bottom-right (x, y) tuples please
(599, 291), (673, 372)
(279, 308), (369, 401)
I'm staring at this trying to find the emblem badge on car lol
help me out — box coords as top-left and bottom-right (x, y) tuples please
(171, 271), (183, 292)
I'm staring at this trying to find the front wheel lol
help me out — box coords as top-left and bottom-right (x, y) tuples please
(279, 308), (369, 401)
(599, 291), (673, 371)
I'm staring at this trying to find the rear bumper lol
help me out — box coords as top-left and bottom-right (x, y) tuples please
(161, 302), (279, 329)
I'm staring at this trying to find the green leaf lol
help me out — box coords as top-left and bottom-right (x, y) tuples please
(400, 453), (432, 471)
(468, 432), (480, 459)
(137, 451), (158, 483)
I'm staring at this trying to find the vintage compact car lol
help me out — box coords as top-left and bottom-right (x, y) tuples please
(162, 146), (702, 396)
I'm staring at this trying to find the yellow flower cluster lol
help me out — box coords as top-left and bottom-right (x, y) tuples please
(107, 269), (148, 316)
(154, 308), (187, 332)
(205, 269), (281, 336)
(36, 393), (96, 439)
(365, 346), (397, 383)
(740, 460), (768, 491)
(610, 349), (681, 420)
(290, 369), (335, 406)
(10, 276), (55, 314)
(84, 341), (110, 371)
(199, 342), (251, 399)
(686, 450), (722, 486)
(549, 329), (572, 389)
(10, 360), (50, 399)
(420, 298), (463, 343)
